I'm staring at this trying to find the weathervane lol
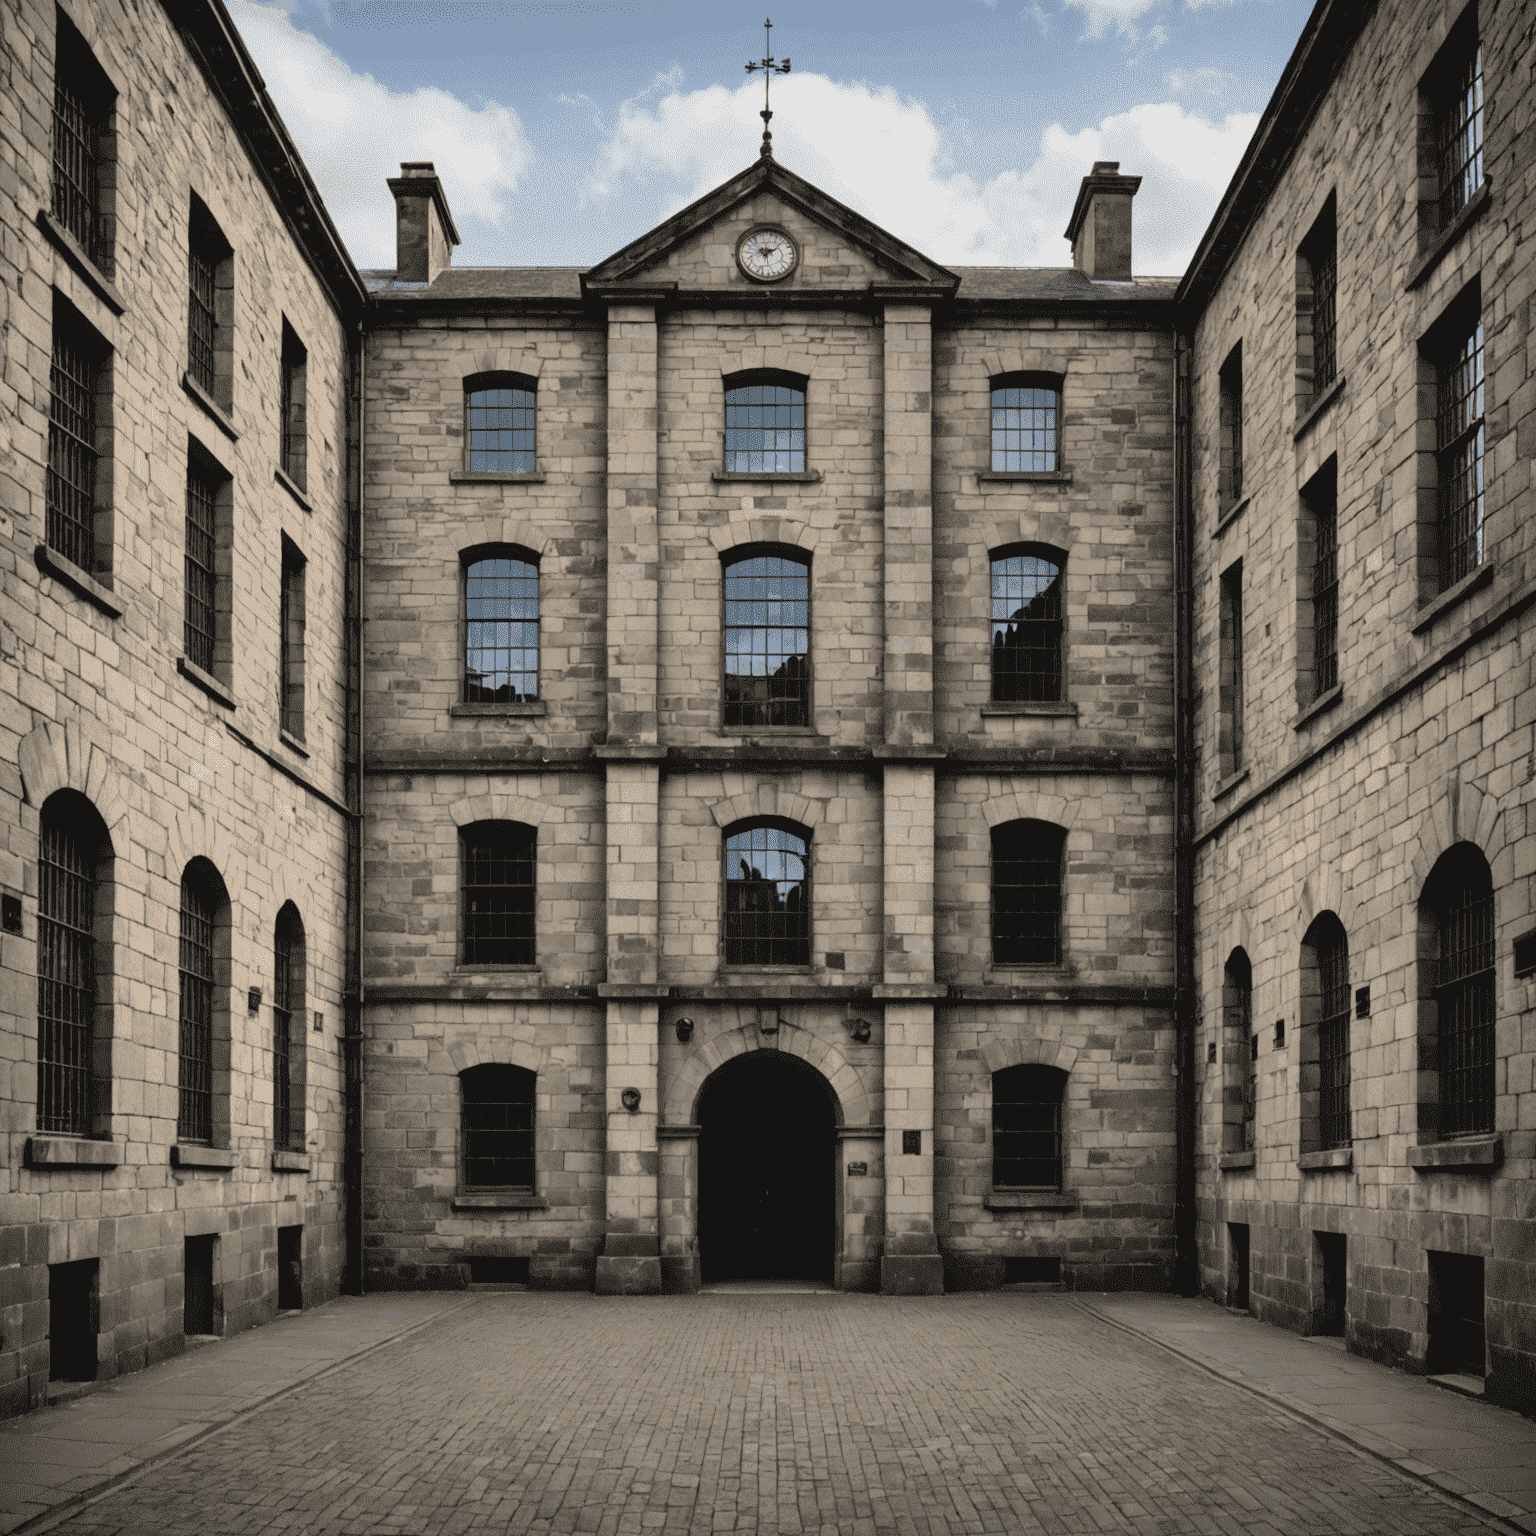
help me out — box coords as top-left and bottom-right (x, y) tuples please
(745, 18), (790, 160)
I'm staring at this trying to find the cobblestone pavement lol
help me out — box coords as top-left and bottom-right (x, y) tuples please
(10, 1292), (1523, 1536)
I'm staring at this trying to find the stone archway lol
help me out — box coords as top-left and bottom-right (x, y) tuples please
(695, 1052), (839, 1284)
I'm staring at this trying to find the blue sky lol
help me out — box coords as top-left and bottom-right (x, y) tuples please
(229, 0), (1313, 275)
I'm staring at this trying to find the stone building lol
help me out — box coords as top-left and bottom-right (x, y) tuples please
(1, 0), (1532, 1422)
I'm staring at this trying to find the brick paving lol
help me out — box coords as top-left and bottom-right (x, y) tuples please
(4, 1292), (1528, 1536)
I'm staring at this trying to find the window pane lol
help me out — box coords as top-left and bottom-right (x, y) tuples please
(273, 918), (293, 1148)
(1437, 321), (1485, 590)
(991, 384), (1058, 472)
(463, 825), (536, 966)
(47, 327), (96, 570)
(1438, 43), (1483, 230)
(178, 876), (215, 1142)
(991, 823), (1063, 966)
(187, 244), (216, 396)
(992, 1067), (1064, 1189)
(467, 386), (535, 473)
(1437, 869), (1494, 1138)
(462, 1066), (536, 1189)
(723, 554), (809, 727)
(1316, 930), (1351, 1151)
(52, 72), (98, 258)
(465, 557), (539, 703)
(990, 552), (1062, 702)
(725, 382), (805, 473)
(185, 466), (218, 674)
(724, 824), (809, 966)
(37, 812), (95, 1136)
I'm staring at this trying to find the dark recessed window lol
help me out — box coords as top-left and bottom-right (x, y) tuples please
(1307, 464), (1339, 697)
(723, 550), (809, 728)
(51, 19), (112, 267)
(1219, 344), (1244, 509)
(1437, 315), (1485, 590)
(279, 322), (307, 489)
(177, 866), (218, 1143)
(273, 904), (304, 1149)
(462, 823), (536, 966)
(1432, 848), (1495, 1138)
(990, 375), (1061, 472)
(1223, 949), (1254, 1153)
(461, 1064), (536, 1190)
(280, 538), (307, 739)
(1219, 561), (1244, 775)
(465, 374), (535, 473)
(187, 200), (231, 406)
(47, 310), (98, 571)
(724, 371), (805, 473)
(1307, 914), (1351, 1152)
(990, 547), (1063, 703)
(991, 820), (1065, 966)
(1300, 199), (1338, 401)
(464, 551), (539, 704)
(184, 455), (220, 675)
(992, 1064), (1066, 1190)
(1437, 36), (1483, 231)
(724, 821), (809, 967)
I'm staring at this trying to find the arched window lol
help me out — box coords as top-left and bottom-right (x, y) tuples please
(992, 1065), (1067, 1190)
(1222, 948), (1255, 1154)
(990, 820), (1066, 966)
(1300, 912), (1351, 1152)
(990, 546), (1064, 702)
(1423, 845), (1495, 1138)
(990, 373), (1061, 472)
(723, 547), (809, 728)
(724, 369), (806, 473)
(460, 1064), (536, 1190)
(724, 820), (809, 967)
(464, 372), (536, 473)
(463, 547), (539, 703)
(461, 822), (536, 966)
(37, 793), (110, 1136)
(178, 859), (229, 1144)
(273, 904), (306, 1150)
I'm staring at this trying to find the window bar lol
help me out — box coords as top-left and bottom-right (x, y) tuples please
(1229, 385), (1244, 504)
(178, 885), (215, 1143)
(280, 355), (295, 479)
(37, 819), (94, 1136)
(1317, 940), (1351, 1150)
(1437, 321), (1485, 590)
(47, 329), (95, 570)
(184, 469), (218, 673)
(1437, 885), (1495, 1137)
(273, 925), (292, 1149)
(1312, 495), (1339, 696)
(991, 554), (1062, 703)
(1438, 45), (1484, 230)
(52, 75), (97, 259)
(1311, 246), (1338, 396)
(187, 245), (216, 396)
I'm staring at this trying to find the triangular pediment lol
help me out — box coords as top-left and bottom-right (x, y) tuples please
(582, 157), (956, 297)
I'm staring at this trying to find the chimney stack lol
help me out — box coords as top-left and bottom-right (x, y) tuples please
(387, 161), (460, 284)
(1064, 161), (1142, 282)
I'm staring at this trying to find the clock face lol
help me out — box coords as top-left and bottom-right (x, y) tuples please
(737, 227), (797, 282)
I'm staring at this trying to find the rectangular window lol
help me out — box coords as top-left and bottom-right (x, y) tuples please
(47, 306), (100, 572)
(1219, 562), (1244, 776)
(1218, 344), (1243, 510)
(723, 552), (810, 729)
(178, 878), (215, 1143)
(184, 456), (220, 676)
(187, 198), (233, 411)
(280, 538), (307, 740)
(990, 549), (1063, 703)
(1437, 882), (1495, 1138)
(462, 824), (536, 967)
(990, 376), (1061, 473)
(725, 377), (805, 473)
(279, 322), (307, 490)
(37, 810), (96, 1137)
(1317, 938), (1351, 1151)
(1437, 33), (1483, 231)
(1298, 199), (1338, 406)
(1300, 461), (1339, 704)
(1437, 315), (1485, 590)
(51, 16), (114, 270)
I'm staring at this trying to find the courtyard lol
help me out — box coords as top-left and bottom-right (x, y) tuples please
(2, 1290), (1534, 1536)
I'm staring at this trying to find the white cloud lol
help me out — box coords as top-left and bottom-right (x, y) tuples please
(1064, 0), (1161, 39)
(1165, 66), (1234, 95)
(228, 1), (534, 267)
(586, 73), (1257, 274)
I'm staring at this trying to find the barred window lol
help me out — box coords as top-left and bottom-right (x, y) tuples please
(1308, 466), (1339, 698)
(724, 821), (809, 967)
(1437, 38), (1483, 231)
(184, 457), (220, 675)
(51, 22), (109, 264)
(1300, 201), (1338, 400)
(1431, 848), (1495, 1138)
(37, 797), (105, 1137)
(187, 199), (230, 407)
(462, 822), (536, 967)
(1219, 345), (1244, 509)
(280, 539), (307, 739)
(991, 375), (1060, 472)
(177, 866), (219, 1144)
(1223, 949), (1255, 1154)
(273, 905), (304, 1149)
(1308, 915), (1352, 1152)
(991, 820), (1066, 967)
(723, 550), (809, 729)
(461, 1064), (535, 1190)
(1437, 317), (1485, 591)
(992, 1065), (1067, 1190)
(724, 371), (805, 474)
(47, 312), (97, 571)
(466, 373), (535, 473)
(991, 548), (1063, 703)
(280, 323), (307, 490)
(1219, 562), (1245, 775)
(464, 551), (538, 704)
(187, 247), (216, 397)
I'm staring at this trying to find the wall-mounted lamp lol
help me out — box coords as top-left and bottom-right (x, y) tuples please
(846, 1017), (872, 1044)
(675, 1017), (695, 1043)
(247, 986), (263, 1013)
(620, 1087), (642, 1113)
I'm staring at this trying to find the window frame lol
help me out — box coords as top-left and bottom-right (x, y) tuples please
(1296, 196), (1338, 414)
(989, 544), (1065, 705)
(989, 820), (1067, 969)
(461, 545), (540, 706)
(1296, 457), (1339, 711)
(1300, 912), (1352, 1155)
(1220, 948), (1255, 1156)
(187, 195), (234, 414)
(272, 903), (306, 1151)
(183, 441), (233, 689)
(50, 12), (116, 275)
(177, 859), (231, 1148)
(459, 1064), (537, 1192)
(721, 544), (812, 731)
(1218, 560), (1245, 778)
(721, 817), (812, 970)
(1430, 13), (1484, 236)
(463, 371), (537, 476)
(1435, 312), (1486, 594)
(989, 372), (1064, 475)
(1218, 343), (1244, 512)
(991, 1064), (1068, 1193)
(459, 821), (537, 969)
(280, 536), (307, 742)
(47, 297), (109, 577)
(279, 320), (308, 491)
(722, 368), (807, 475)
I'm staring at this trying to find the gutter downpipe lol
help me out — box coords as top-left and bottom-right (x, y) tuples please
(1172, 324), (1199, 1295)
(343, 318), (367, 1294)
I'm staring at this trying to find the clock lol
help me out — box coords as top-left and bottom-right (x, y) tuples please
(736, 226), (798, 282)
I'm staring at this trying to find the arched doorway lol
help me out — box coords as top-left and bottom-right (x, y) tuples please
(697, 1052), (836, 1283)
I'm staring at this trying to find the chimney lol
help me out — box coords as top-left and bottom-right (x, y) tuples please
(386, 161), (461, 283)
(1064, 161), (1142, 282)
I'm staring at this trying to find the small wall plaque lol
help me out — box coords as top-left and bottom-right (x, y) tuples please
(847, 1161), (868, 1177)
(902, 1130), (921, 1155)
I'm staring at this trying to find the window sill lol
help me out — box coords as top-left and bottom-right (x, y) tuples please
(279, 728), (310, 758)
(1212, 768), (1250, 803)
(720, 725), (820, 738)
(177, 656), (237, 710)
(182, 372), (238, 441)
(1219, 1151), (1256, 1172)
(1293, 374), (1346, 443)
(984, 1192), (1077, 1211)
(1297, 1148), (1352, 1172)
(1408, 1135), (1501, 1171)
(977, 469), (1073, 485)
(711, 470), (822, 484)
(1412, 562), (1494, 634)
(275, 466), (312, 512)
(34, 545), (124, 618)
(981, 702), (1077, 718)
(172, 1144), (237, 1169)
(452, 1193), (548, 1210)
(26, 1136), (121, 1169)
(1214, 493), (1251, 537)
(450, 701), (546, 717)
(1292, 683), (1343, 731)
(271, 1149), (310, 1172)
(451, 965), (542, 980)
(719, 965), (816, 978)
(36, 209), (126, 314)
(449, 470), (546, 484)
(1408, 180), (1491, 292)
